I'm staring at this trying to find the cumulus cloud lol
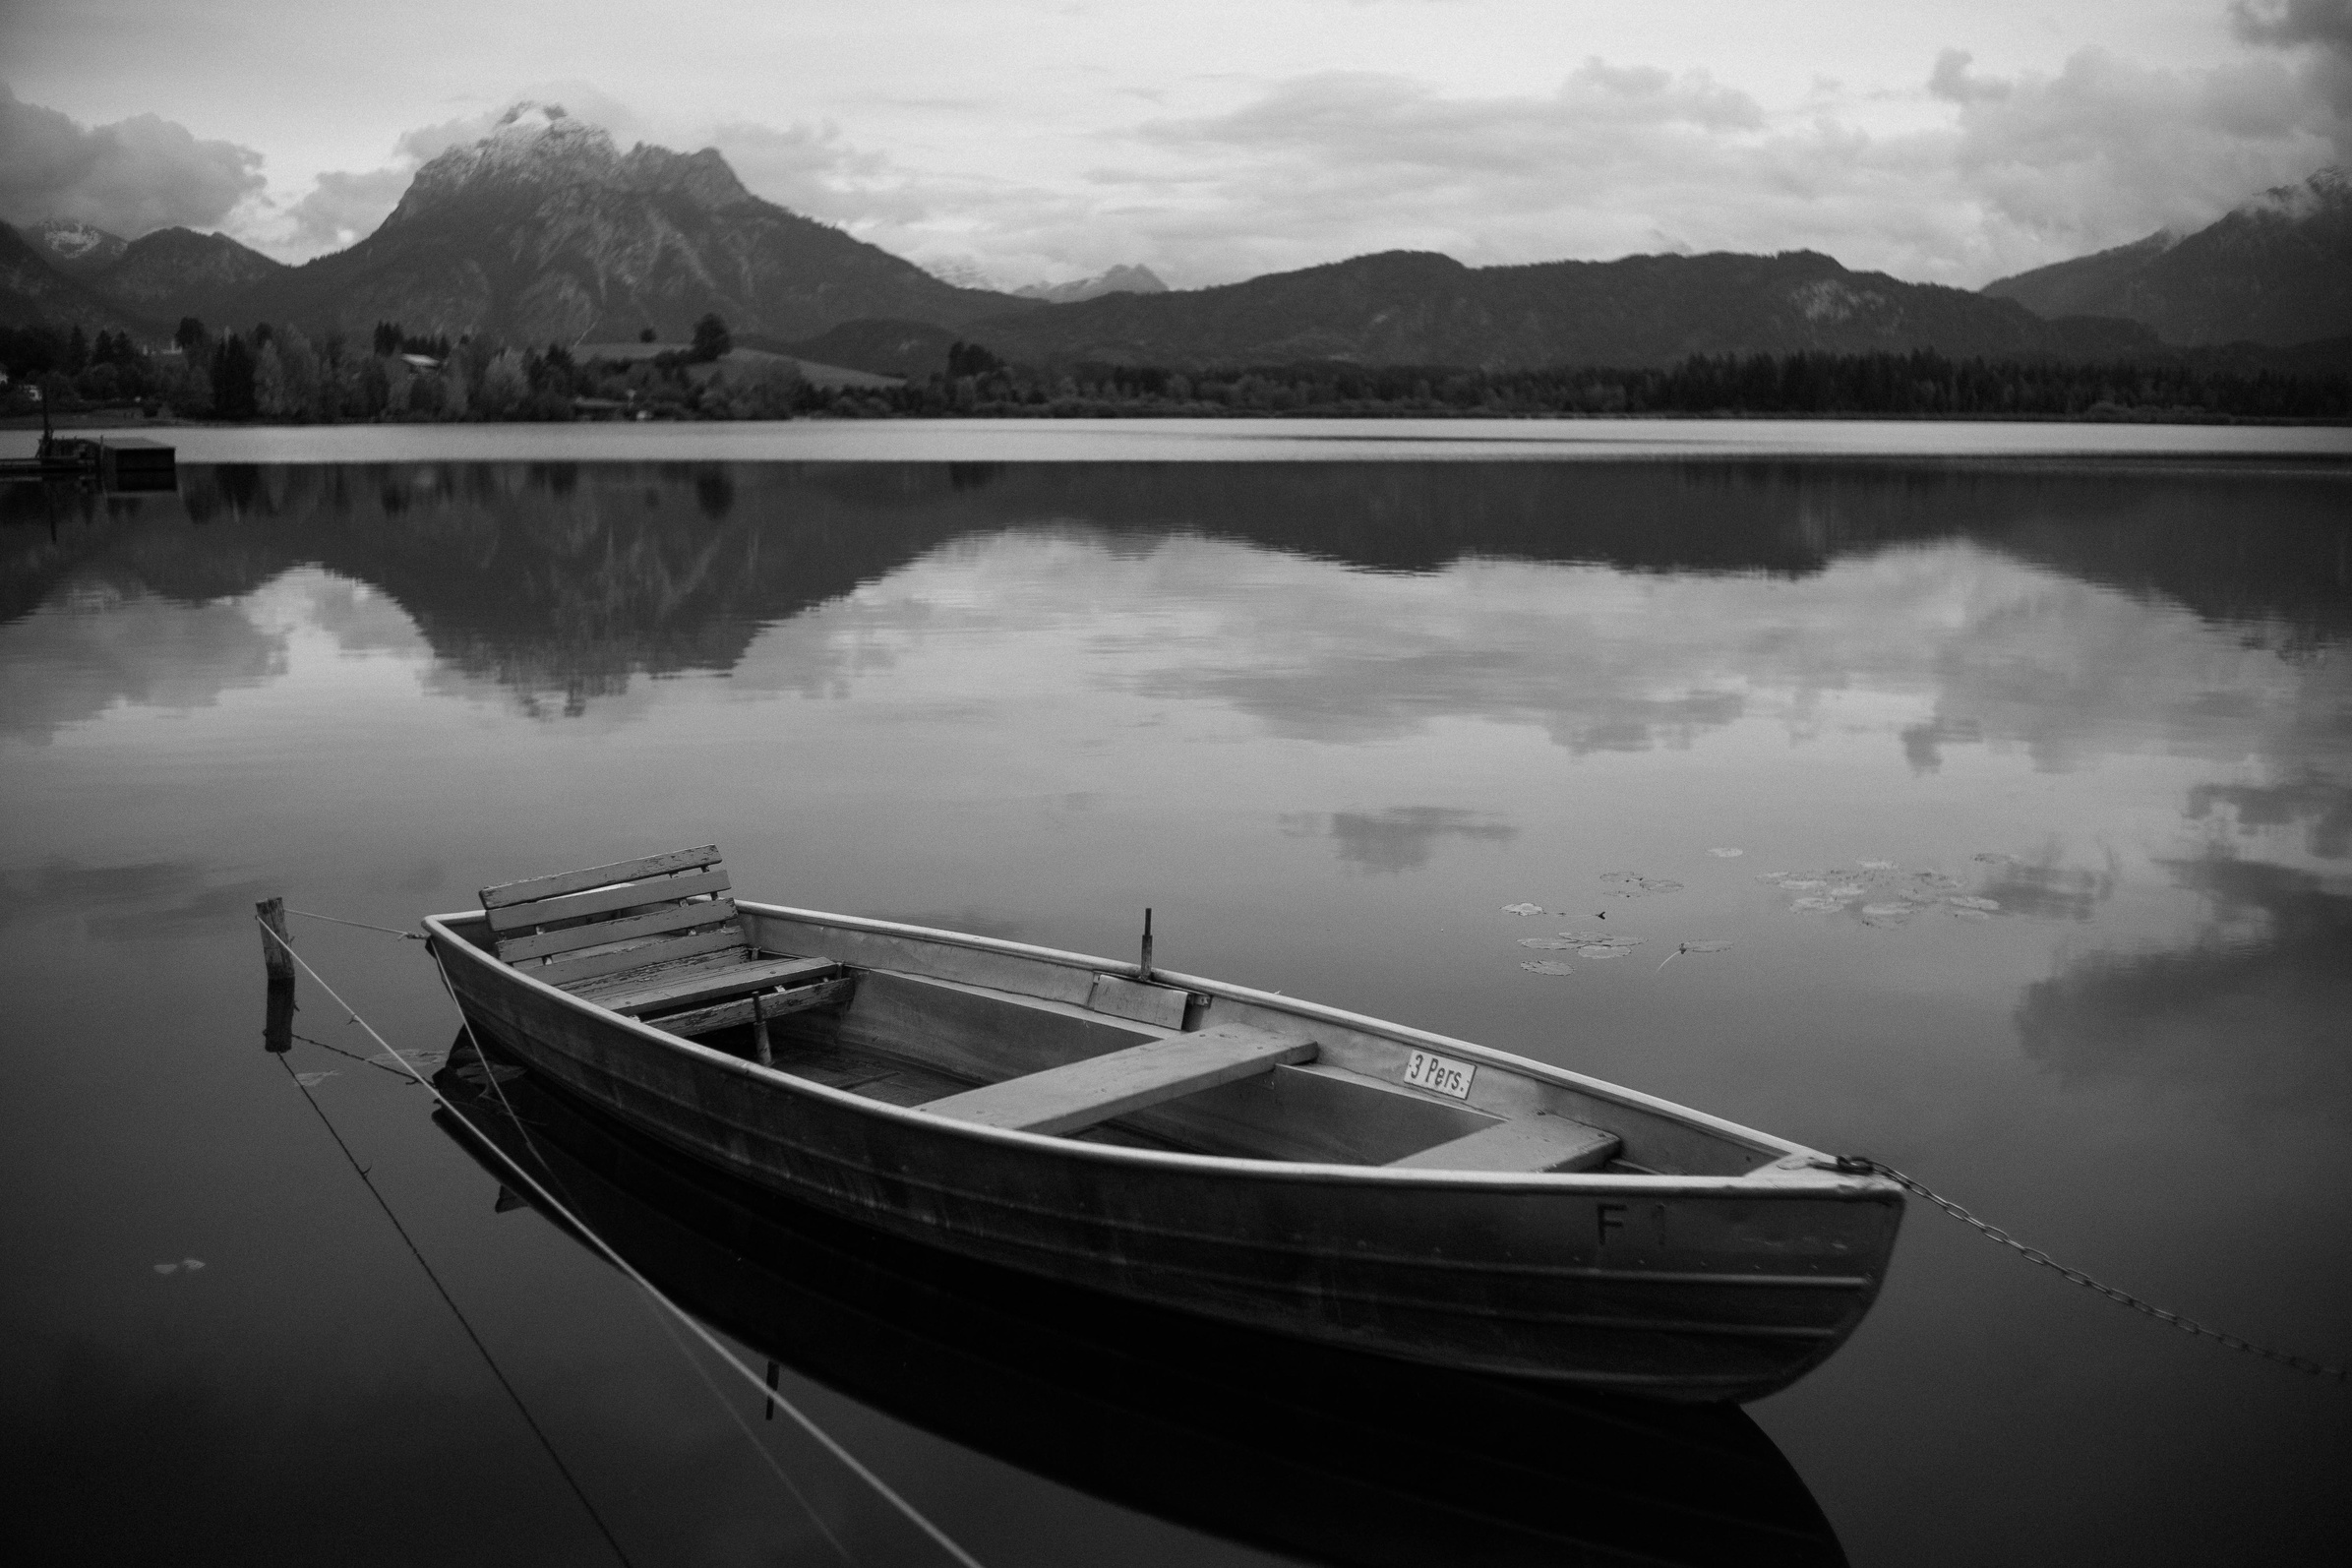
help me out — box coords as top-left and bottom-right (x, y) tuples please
(704, 119), (930, 226)
(2229, 0), (2352, 49)
(279, 167), (412, 251)
(1939, 44), (2345, 258)
(1928, 50), (2011, 106)
(0, 82), (265, 236)
(2230, 0), (2352, 116)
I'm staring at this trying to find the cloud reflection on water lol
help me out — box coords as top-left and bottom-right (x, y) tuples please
(1282, 808), (1521, 874)
(2015, 854), (2352, 1116)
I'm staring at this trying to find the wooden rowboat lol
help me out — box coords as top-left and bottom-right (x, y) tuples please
(424, 845), (1904, 1403)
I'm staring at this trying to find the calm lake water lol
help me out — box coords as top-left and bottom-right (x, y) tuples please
(4, 429), (2348, 1565)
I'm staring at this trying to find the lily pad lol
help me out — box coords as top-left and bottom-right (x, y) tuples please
(1518, 937), (1581, 950)
(1558, 931), (1646, 947)
(1681, 940), (1733, 953)
(1599, 873), (1683, 897)
(1778, 877), (1828, 891)
(1502, 902), (1543, 917)
(1789, 896), (1844, 912)
(1947, 895), (2001, 911)
(1707, 847), (1745, 858)
(1520, 960), (1577, 975)
(1860, 903), (1912, 918)
(1859, 860), (1897, 870)
(1828, 883), (1866, 898)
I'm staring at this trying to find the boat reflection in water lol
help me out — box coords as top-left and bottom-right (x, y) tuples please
(431, 1045), (1848, 1568)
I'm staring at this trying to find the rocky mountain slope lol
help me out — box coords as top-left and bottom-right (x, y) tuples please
(227, 103), (1039, 343)
(30, 218), (129, 274)
(1984, 167), (2352, 345)
(955, 248), (2159, 372)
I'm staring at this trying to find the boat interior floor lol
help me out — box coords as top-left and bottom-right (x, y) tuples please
(702, 1019), (1198, 1154)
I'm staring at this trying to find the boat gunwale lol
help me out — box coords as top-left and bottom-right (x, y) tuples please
(423, 902), (1900, 1201)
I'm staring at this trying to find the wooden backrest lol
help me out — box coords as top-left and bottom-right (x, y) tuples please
(479, 846), (745, 987)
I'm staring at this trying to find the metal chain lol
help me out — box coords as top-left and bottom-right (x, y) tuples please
(1826, 1157), (2346, 1382)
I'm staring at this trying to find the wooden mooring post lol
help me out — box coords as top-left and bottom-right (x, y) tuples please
(258, 896), (294, 982)
(259, 896), (295, 1053)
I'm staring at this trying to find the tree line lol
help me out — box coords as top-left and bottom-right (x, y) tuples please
(0, 311), (796, 422)
(4, 320), (2344, 422)
(903, 343), (2350, 420)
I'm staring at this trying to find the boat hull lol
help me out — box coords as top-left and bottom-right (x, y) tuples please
(434, 1067), (1852, 1566)
(428, 908), (1902, 1402)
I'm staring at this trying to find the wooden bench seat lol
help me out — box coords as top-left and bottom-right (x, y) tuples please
(595, 955), (840, 1017)
(1385, 1114), (1620, 1174)
(916, 1023), (1318, 1137)
(479, 846), (848, 1039)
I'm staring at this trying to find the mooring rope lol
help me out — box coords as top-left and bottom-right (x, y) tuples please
(257, 915), (985, 1568)
(1824, 1156), (2346, 1382)
(289, 1030), (419, 1080)
(270, 1049), (639, 1567)
(284, 907), (426, 939)
(418, 940), (986, 1567)
(414, 960), (850, 1566)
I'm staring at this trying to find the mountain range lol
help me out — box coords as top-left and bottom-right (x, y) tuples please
(3, 102), (2345, 377)
(1984, 168), (2351, 347)
(949, 248), (2159, 373)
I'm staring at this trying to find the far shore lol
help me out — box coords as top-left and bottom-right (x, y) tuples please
(9, 417), (2350, 465)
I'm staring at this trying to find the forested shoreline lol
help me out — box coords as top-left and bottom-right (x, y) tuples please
(3, 317), (2345, 423)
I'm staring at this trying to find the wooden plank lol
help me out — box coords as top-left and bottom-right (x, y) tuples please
(496, 897), (740, 962)
(601, 955), (841, 1016)
(567, 946), (746, 1002)
(1386, 1115), (1621, 1174)
(530, 927), (746, 989)
(1086, 972), (1192, 1030)
(487, 869), (732, 933)
(479, 846), (721, 910)
(650, 977), (856, 1038)
(915, 1023), (1317, 1136)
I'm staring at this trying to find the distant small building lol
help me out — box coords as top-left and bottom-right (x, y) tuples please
(400, 352), (443, 372)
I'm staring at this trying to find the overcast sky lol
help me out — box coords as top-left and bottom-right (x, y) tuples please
(3, 0), (2347, 289)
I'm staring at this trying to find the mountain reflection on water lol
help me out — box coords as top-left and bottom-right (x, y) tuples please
(4, 459), (2346, 721)
(435, 1057), (1846, 1568)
